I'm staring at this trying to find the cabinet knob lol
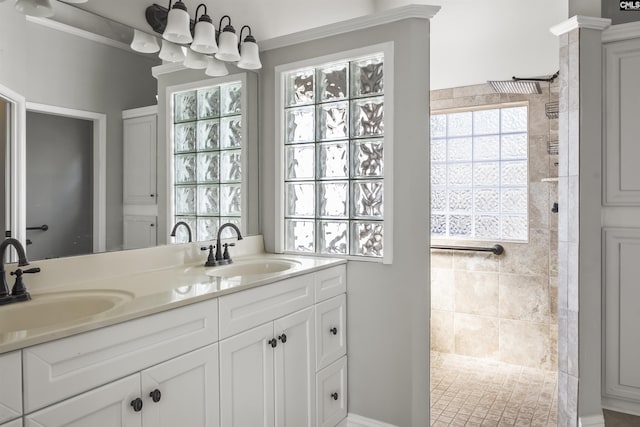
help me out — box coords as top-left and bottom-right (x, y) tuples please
(329, 327), (338, 335)
(150, 194), (155, 197)
(331, 392), (339, 401)
(278, 333), (287, 343)
(150, 224), (155, 227)
(130, 397), (143, 412)
(269, 338), (277, 348)
(150, 389), (162, 403)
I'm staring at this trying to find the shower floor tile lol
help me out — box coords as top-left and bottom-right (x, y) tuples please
(430, 352), (557, 427)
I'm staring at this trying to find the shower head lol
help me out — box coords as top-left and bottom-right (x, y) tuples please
(488, 71), (559, 95)
(488, 80), (542, 94)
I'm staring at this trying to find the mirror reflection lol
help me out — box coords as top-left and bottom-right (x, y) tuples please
(0, 1), (256, 261)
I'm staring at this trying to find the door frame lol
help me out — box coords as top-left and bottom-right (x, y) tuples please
(25, 102), (107, 253)
(0, 83), (27, 260)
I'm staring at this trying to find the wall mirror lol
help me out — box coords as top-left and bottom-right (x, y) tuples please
(0, 1), (259, 262)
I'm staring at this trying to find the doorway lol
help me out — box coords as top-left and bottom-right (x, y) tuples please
(25, 112), (94, 259)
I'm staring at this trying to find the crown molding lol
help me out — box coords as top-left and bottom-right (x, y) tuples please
(259, 4), (440, 52)
(151, 62), (187, 78)
(550, 15), (612, 36)
(26, 16), (132, 53)
(602, 20), (640, 43)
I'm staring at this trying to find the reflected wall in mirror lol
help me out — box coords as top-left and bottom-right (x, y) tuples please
(0, 1), (260, 261)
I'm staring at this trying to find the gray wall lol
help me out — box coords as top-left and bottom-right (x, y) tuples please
(26, 112), (93, 259)
(0, 2), (159, 252)
(259, 19), (431, 426)
(602, 1), (640, 24)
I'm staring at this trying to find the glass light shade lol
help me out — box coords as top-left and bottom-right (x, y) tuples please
(183, 49), (208, 69)
(59, 0), (88, 3)
(15, 0), (54, 17)
(191, 20), (217, 54)
(163, 3), (192, 44)
(237, 41), (262, 70)
(159, 40), (186, 63)
(130, 30), (160, 54)
(205, 57), (229, 77)
(215, 30), (240, 62)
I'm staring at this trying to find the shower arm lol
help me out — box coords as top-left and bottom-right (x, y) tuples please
(512, 70), (559, 83)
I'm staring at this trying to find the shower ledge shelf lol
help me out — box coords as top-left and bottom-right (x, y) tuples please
(541, 177), (559, 183)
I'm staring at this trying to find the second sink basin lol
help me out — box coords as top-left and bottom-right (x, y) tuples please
(205, 259), (301, 278)
(0, 290), (133, 334)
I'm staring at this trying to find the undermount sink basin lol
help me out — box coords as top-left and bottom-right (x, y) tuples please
(205, 259), (301, 278)
(0, 290), (133, 334)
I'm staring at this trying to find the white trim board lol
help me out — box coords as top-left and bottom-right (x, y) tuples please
(26, 16), (132, 53)
(347, 413), (398, 427)
(122, 105), (158, 120)
(549, 15), (611, 36)
(25, 102), (107, 253)
(0, 83), (27, 261)
(259, 4), (440, 51)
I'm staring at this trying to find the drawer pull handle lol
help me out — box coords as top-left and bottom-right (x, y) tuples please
(131, 397), (143, 412)
(150, 389), (162, 403)
(329, 327), (338, 335)
(331, 392), (339, 401)
(269, 338), (278, 348)
(278, 333), (287, 343)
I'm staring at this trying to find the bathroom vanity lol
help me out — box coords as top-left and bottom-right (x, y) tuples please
(0, 237), (347, 427)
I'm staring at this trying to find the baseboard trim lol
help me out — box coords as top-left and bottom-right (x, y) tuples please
(579, 414), (605, 427)
(347, 413), (399, 427)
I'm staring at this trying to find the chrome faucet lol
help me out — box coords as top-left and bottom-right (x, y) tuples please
(170, 221), (193, 243)
(214, 223), (243, 265)
(0, 238), (37, 305)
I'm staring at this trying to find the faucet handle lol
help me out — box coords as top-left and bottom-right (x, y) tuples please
(222, 243), (236, 261)
(201, 245), (217, 267)
(9, 267), (37, 301)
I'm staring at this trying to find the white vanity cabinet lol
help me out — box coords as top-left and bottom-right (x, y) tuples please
(219, 264), (346, 427)
(10, 262), (347, 427)
(0, 351), (22, 425)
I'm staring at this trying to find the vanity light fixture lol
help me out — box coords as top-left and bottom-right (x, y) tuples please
(158, 39), (186, 62)
(237, 25), (262, 70)
(130, 29), (160, 54)
(140, 2), (262, 72)
(163, 0), (192, 44)
(214, 15), (240, 62)
(190, 4), (218, 54)
(14, 0), (54, 17)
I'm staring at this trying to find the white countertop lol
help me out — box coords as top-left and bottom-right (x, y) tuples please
(0, 238), (345, 353)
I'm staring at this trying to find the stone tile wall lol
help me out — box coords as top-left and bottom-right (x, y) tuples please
(430, 82), (559, 370)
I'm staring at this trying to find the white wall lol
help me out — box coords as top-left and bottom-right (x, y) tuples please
(76, 0), (376, 41)
(376, 0), (568, 90)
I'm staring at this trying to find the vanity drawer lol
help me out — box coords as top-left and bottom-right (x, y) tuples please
(0, 351), (22, 424)
(315, 294), (347, 371)
(316, 356), (347, 427)
(218, 274), (314, 339)
(23, 298), (218, 413)
(315, 265), (346, 303)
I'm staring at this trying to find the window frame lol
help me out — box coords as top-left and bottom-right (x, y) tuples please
(430, 101), (530, 244)
(274, 42), (395, 264)
(165, 73), (249, 242)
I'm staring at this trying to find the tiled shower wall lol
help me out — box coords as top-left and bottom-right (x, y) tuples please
(430, 83), (559, 370)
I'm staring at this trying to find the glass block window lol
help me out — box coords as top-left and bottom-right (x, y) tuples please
(430, 106), (528, 241)
(172, 82), (243, 242)
(283, 54), (385, 258)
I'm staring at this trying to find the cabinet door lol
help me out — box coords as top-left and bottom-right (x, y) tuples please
(220, 323), (275, 427)
(316, 357), (348, 427)
(274, 307), (316, 427)
(25, 374), (141, 427)
(123, 115), (157, 205)
(141, 344), (219, 427)
(0, 351), (22, 424)
(123, 215), (157, 249)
